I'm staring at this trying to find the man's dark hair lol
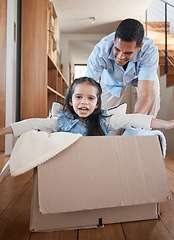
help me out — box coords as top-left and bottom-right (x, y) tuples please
(115, 18), (144, 47)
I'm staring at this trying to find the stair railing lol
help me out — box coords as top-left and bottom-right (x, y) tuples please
(145, 0), (174, 74)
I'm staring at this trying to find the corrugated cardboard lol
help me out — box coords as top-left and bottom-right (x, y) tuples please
(30, 135), (171, 232)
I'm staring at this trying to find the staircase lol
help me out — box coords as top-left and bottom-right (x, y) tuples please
(142, 22), (174, 87)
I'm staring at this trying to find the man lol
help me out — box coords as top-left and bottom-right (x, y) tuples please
(86, 18), (160, 117)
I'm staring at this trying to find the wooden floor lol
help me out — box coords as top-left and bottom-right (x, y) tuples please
(0, 152), (174, 240)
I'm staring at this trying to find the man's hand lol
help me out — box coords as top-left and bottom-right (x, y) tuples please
(134, 80), (154, 114)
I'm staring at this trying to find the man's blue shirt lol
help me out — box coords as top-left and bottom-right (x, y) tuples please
(86, 32), (159, 98)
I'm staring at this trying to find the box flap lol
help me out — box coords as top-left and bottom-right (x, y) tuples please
(37, 136), (171, 214)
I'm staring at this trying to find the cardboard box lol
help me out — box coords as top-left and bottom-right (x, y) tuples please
(30, 135), (171, 232)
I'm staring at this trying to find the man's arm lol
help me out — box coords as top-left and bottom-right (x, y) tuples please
(86, 46), (106, 81)
(134, 80), (154, 114)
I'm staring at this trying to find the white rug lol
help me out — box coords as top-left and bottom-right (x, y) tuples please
(9, 130), (82, 176)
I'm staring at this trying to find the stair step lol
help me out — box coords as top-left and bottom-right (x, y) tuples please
(160, 64), (174, 76)
(142, 22), (170, 33)
(156, 43), (174, 50)
(147, 32), (174, 41)
(166, 74), (174, 87)
(159, 55), (174, 65)
(158, 50), (174, 57)
(147, 22), (170, 29)
(153, 39), (174, 45)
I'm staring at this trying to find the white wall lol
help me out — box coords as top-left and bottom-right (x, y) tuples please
(60, 34), (105, 83)
(167, 0), (174, 35)
(5, 0), (17, 155)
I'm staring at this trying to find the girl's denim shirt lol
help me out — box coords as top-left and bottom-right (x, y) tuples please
(57, 109), (109, 136)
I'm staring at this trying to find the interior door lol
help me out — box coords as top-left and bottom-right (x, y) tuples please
(0, 0), (7, 151)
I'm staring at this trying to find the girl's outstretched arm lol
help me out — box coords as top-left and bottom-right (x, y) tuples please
(0, 126), (13, 136)
(151, 118), (174, 129)
(0, 117), (59, 137)
(108, 113), (174, 131)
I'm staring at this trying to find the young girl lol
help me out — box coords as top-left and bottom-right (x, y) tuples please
(0, 77), (174, 137)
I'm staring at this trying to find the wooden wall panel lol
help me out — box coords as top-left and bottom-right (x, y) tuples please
(0, 0), (7, 151)
(21, 0), (48, 119)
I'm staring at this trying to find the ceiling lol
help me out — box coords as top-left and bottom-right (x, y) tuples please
(53, 0), (151, 34)
(52, 0), (152, 64)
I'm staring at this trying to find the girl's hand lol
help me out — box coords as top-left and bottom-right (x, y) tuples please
(0, 126), (13, 136)
(165, 120), (174, 129)
(151, 118), (174, 130)
(45, 130), (52, 137)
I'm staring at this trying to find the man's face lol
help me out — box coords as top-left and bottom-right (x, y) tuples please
(113, 38), (143, 66)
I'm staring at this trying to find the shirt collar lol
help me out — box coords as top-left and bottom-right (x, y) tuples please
(132, 50), (142, 62)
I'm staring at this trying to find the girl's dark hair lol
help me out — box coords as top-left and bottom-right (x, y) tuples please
(63, 77), (105, 136)
(115, 18), (144, 47)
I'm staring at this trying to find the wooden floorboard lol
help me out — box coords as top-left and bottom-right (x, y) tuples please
(165, 155), (174, 173)
(165, 155), (174, 194)
(30, 230), (77, 240)
(121, 219), (173, 240)
(0, 176), (33, 240)
(0, 170), (33, 214)
(78, 224), (125, 240)
(165, 169), (174, 193)
(0, 151), (9, 170)
(160, 192), (174, 238)
(0, 153), (174, 240)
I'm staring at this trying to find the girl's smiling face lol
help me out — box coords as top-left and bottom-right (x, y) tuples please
(69, 82), (99, 121)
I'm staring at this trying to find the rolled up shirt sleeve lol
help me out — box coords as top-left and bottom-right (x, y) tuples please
(106, 113), (153, 131)
(11, 117), (59, 137)
(138, 39), (159, 81)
